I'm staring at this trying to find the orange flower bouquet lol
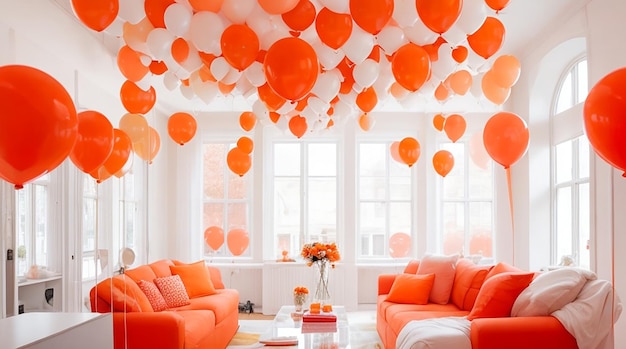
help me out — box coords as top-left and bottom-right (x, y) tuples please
(301, 242), (340, 304)
(293, 286), (309, 312)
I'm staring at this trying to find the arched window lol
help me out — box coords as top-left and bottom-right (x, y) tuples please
(552, 57), (590, 269)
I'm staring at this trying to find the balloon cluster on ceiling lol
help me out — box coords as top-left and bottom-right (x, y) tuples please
(70, 0), (522, 138)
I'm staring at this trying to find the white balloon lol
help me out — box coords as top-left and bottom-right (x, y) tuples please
(244, 61), (266, 87)
(376, 25), (407, 55)
(260, 26), (290, 51)
(163, 71), (180, 91)
(343, 25), (375, 65)
(180, 83), (195, 100)
(318, 0), (349, 13)
(431, 44), (456, 82)
(404, 20), (438, 46)
(314, 42), (345, 70)
(392, 0), (418, 28)
(311, 70), (341, 103)
(210, 57), (231, 81)
(236, 74), (255, 96)
(221, 68), (243, 85)
(222, 0), (256, 24)
(276, 100), (296, 114)
(253, 99), (271, 125)
(146, 28), (176, 60)
(104, 16), (125, 37)
(246, 5), (274, 39)
(189, 11), (224, 55)
(180, 44), (203, 72)
(457, 0), (487, 35)
(275, 114), (289, 133)
(165, 3), (193, 37)
(332, 99), (355, 120)
(307, 96), (330, 115)
(441, 25), (467, 47)
(353, 59), (380, 89)
(139, 54), (152, 67)
(118, 0), (145, 24)
(195, 81), (219, 104)
(135, 73), (154, 91)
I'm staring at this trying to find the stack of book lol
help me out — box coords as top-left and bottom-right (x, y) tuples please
(301, 310), (337, 333)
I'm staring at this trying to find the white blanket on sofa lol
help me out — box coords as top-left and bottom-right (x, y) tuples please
(396, 317), (471, 349)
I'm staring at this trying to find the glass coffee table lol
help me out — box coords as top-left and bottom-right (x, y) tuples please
(259, 305), (350, 348)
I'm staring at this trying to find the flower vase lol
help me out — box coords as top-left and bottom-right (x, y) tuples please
(294, 293), (307, 312)
(313, 260), (331, 305)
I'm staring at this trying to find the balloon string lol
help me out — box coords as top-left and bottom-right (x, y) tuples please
(506, 167), (515, 266)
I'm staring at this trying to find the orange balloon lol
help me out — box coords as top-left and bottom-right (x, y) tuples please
(70, 110), (114, 174)
(117, 45), (149, 82)
(171, 38), (190, 64)
(0, 65), (77, 189)
(269, 111), (281, 124)
(89, 165), (113, 184)
(282, 0), (316, 32)
(218, 82), (236, 95)
(167, 112), (197, 146)
(443, 114), (466, 142)
(227, 228), (249, 256)
(338, 58), (356, 94)
(491, 55), (521, 88)
(358, 113), (375, 131)
(134, 126), (161, 163)
(485, 0), (510, 12)
(448, 70), (473, 95)
(434, 82), (450, 102)
(71, 0), (118, 32)
(389, 232), (411, 258)
(264, 37), (319, 101)
(433, 113), (445, 131)
(119, 113), (149, 144)
(258, 0), (298, 14)
(415, 0), (462, 35)
(149, 60), (168, 75)
(289, 115), (308, 139)
(227, 147), (252, 176)
(239, 111), (257, 132)
(482, 70), (511, 105)
(144, 0), (175, 28)
(356, 87), (378, 113)
(204, 226), (224, 251)
(398, 137), (421, 167)
(467, 17), (505, 60)
(104, 129), (133, 177)
(350, 0), (394, 35)
(389, 82), (408, 100)
(390, 141), (403, 163)
(392, 43), (431, 92)
(315, 7), (353, 50)
(258, 83), (287, 111)
(189, 0), (223, 12)
(483, 112), (529, 169)
(221, 24), (260, 71)
(432, 150), (455, 177)
(120, 80), (156, 114)
(452, 45), (468, 63)
(237, 136), (254, 154)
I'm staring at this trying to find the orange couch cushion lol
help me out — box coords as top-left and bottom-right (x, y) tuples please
(416, 254), (459, 304)
(138, 280), (168, 311)
(385, 273), (434, 304)
(96, 275), (153, 312)
(124, 265), (158, 284)
(451, 258), (493, 311)
(403, 260), (420, 274)
(485, 261), (521, 279)
(467, 272), (534, 320)
(150, 259), (175, 278)
(170, 260), (217, 298)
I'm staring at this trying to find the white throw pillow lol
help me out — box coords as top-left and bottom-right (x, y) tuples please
(511, 267), (596, 317)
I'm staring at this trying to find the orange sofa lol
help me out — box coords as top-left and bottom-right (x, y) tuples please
(90, 259), (239, 349)
(377, 257), (579, 349)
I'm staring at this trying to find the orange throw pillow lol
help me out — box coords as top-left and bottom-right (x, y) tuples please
(170, 260), (216, 298)
(417, 254), (459, 304)
(467, 272), (534, 320)
(385, 273), (435, 305)
(154, 274), (191, 308)
(138, 280), (168, 312)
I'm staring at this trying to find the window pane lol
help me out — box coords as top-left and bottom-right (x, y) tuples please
(578, 183), (590, 269)
(309, 143), (336, 176)
(275, 143), (300, 176)
(16, 189), (27, 277)
(442, 144), (464, 199)
(228, 171), (247, 199)
(308, 178), (336, 241)
(578, 137), (590, 178)
(442, 202), (464, 256)
(469, 157), (493, 199)
(203, 143), (226, 199)
(359, 177), (385, 201)
(389, 202), (411, 234)
(469, 202), (492, 257)
(576, 60), (588, 103)
(227, 202), (248, 229)
(555, 73), (573, 113)
(555, 141), (573, 183)
(389, 176), (411, 201)
(359, 202), (385, 231)
(556, 187), (573, 260)
(359, 143), (385, 176)
(203, 203), (225, 232)
(83, 198), (96, 251)
(274, 177), (301, 256)
(34, 184), (47, 266)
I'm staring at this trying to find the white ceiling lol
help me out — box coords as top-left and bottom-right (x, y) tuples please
(50, 0), (590, 115)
